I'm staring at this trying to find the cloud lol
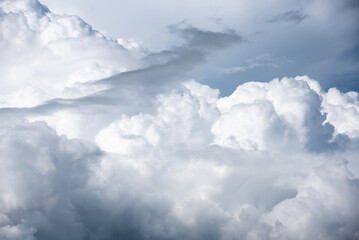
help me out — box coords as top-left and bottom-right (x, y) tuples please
(92, 76), (359, 239)
(8, 22), (242, 141)
(322, 87), (359, 138)
(267, 9), (308, 24)
(219, 54), (289, 74)
(0, 119), (102, 240)
(0, 1), (359, 240)
(0, 0), (144, 108)
(168, 22), (242, 50)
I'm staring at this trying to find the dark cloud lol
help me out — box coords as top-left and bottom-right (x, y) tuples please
(267, 9), (308, 24)
(167, 23), (242, 50)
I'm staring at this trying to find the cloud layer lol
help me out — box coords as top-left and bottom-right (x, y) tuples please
(1, 1), (359, 240)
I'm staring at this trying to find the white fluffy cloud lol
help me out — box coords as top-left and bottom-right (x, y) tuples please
(93, 76), (359, 239)
(0, 0), (145, 108)
(322, 88), (359, 138)
(1, 1), (359, 240)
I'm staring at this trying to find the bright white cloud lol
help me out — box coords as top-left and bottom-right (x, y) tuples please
(0, 1), (359, 240)
(92, 76), (359, 239)
(322, 88), (359, 138)
(0, 0), (144, 108)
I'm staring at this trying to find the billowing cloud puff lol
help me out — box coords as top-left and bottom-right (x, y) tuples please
(0, 120), (101, 239)
(322, 87), (359, 138)
(1, 0), (359, 240)
(92, 77), (359, 239)
(97, 76), (352, 154)
(214, 76), (334, 152)
(96, 80), (219, 156)
(0, 0), (145, 108)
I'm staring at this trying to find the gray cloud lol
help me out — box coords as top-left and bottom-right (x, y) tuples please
(219, 54), (290, 74)
(267, 9), (308, 24)
(168, 22), (242, 50)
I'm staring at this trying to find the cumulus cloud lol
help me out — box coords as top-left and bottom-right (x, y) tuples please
(2, 76), (358, 239)
(0, 0), (144, 108)
(84, 77), (359, 239)
(1, 1), (359, 240)
(322, 88), (359, 138)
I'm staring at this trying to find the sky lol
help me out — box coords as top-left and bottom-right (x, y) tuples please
(0, 0), (359, 240)
(40, 0), (359, 95)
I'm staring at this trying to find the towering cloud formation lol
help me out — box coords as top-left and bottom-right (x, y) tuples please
(0, 0), (359, 240)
